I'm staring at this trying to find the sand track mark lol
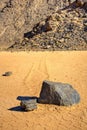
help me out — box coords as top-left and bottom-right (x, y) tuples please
(22, 54), (49, 95)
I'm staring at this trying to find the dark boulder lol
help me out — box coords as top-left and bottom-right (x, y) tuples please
(20, 99), (37, 111)
(38, 80), (80, 106)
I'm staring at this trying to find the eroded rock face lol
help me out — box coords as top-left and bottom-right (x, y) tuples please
(0, 0), (69, 49)
(0, 0), (86, 50)
(38, 80), (80, 106)
(8, 8), (87, 51)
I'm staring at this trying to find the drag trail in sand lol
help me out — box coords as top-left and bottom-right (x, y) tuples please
(0, 51), (87, 130)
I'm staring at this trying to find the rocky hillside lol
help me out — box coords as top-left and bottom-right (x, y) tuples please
(0, 0), (69, 49)
(0, 0), (87, 50)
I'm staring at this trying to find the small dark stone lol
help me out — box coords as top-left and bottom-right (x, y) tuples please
(20, 99), (37, 111)
(2, 71), (12, 76)
(38, 80), (80, 106)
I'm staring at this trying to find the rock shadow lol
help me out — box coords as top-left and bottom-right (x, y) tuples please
(8, 106), (25, 112)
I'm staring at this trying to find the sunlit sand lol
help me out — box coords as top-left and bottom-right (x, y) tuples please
(0, 51), (87, 130)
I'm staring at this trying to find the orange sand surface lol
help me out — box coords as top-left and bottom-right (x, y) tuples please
(0, 51), (87, 130)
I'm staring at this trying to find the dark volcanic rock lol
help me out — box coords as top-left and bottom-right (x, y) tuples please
(20, 99), (37, 111)
(38, 80), (80, 106)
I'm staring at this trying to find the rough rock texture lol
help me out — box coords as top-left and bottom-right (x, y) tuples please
(75, 0), (87, 7)
(0, 0), (70, 49)
(0, 0), (87, 50)
(20, 99), (37, 111)
(8, 5), (87, 51)
(38, 80), (80, 106)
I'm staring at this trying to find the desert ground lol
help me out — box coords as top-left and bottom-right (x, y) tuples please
(0, 51), (87, 130)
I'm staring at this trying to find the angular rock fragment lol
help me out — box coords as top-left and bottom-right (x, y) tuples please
(38, 80), (80, 106)
(20, 99), (37, 111)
